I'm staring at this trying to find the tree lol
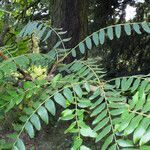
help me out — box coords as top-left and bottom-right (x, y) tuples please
(51, 0), (88, 60)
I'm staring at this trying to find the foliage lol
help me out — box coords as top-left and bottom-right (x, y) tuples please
(0, 21), (150, 150)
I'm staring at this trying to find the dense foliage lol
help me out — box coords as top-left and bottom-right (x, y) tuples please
(0, 20), (150, 150)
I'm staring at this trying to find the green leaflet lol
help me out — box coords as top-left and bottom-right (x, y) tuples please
(71, 49), (77, 57)
(45, 99), (56, 116)
(99, 29), (105, 44)
(108, 144), (117, 150)
(84, 82), (91, 92)
(42, 30), (52, 41)
(53, 41), (61, 49)
(16, 139), (25, 150)
(73, 85), (83, 98)
(25, 122), (34, 138)
(80, 127), (97, 138)
(133, 117), (150, 144)
(110, 108), (126, 116)
(133, 23), (142, 34)
(117, 113), (135, 132)
(12, 146), (19, 150)
(61, 109), (75, 121)
(129, 92), (139, 110)
(95, 125), (111, 142)
(101, 135), (113, 150)
(141, 22), (150, 33)
(131, 78), (141, 93)
(122, 77), (134, 91)
(115, 25), (121, 38)
(78, 99), (92, 108)
(72, 137), (83, 150)
(140, 128), (150, 146)
(93, 117), (109, 132)
(90, 97), (104, 109)
(80, 145), (91, 150)
(124, 24), (131, 35)
(30, 114), (41, 130)
(54, 92), (66, 108)
(37, 106), (49, 124)
(85, 37), (92, 49)
(63, 88), (74, 103)
(134, 92), (146, 111)
(92, 110), (107, 125)
(91, 103), (106, 117)
(124, 115), (143, 136)
(92, 32), (99, 46)
(107, 27), (114, 40)
(89, 88), (101, 100)
(79, 42), (85, 54)
(117, 139), (134, 147)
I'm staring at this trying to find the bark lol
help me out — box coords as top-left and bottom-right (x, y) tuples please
(51, 0), (88, 61)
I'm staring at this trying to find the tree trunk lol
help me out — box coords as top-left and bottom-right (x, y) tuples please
(51, 0), (88, 61)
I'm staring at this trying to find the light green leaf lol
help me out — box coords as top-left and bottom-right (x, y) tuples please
(30, 114), (41, 130)
(79, 42), (85, 54)
(117, 113), (135, 132)
(85, 37), (92, 49)
(110, 108), (125, 116)
(91, 103), (106, 117)
(92, 110), (107, 125)
(129, 92), (139, 110)
(42, 30), (52, 41)
(54, 92), (66, 108)
(133, 117), (150, 144)
(92, 32), (99, 46)
(16, 139), (25, 150)
(94, 117), (109, 132)
(80, 127), (97, 138)
(63, 88), (74, 103)
(45, 99), (56, 116)
(96, 125), (111, 142)
(140, 128), (150, 145)
(90, 97), (104, 109)
(117, 139), (134, 147)
(64, 122), (76, 134)
(102, 135), (113, 150)
(124, 24), (131, 35)
(61, 109), (75, 121)
(108, 144), (117, 150)
(89, 88), (101, 100)
(78, 99), (92, 108)
(25, 122), (34, 138)
(141, 22), (150, 33)
(131, 78), (141, 93)
(124, 115), (143, 136)
(72, 137), (83, 150)
(84, 82), (91, 92)
(12, 146), (19, 150)
(73, 85), (83, 98)
(115, 25), (121, 38)
(72, 49), (76, 57)
(133, 23), (141, 34)
(99, 29), (105, 45)
(80, 145), (91, 150)
(37, 106), (49, 124)
(107, 27), (114, 40)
